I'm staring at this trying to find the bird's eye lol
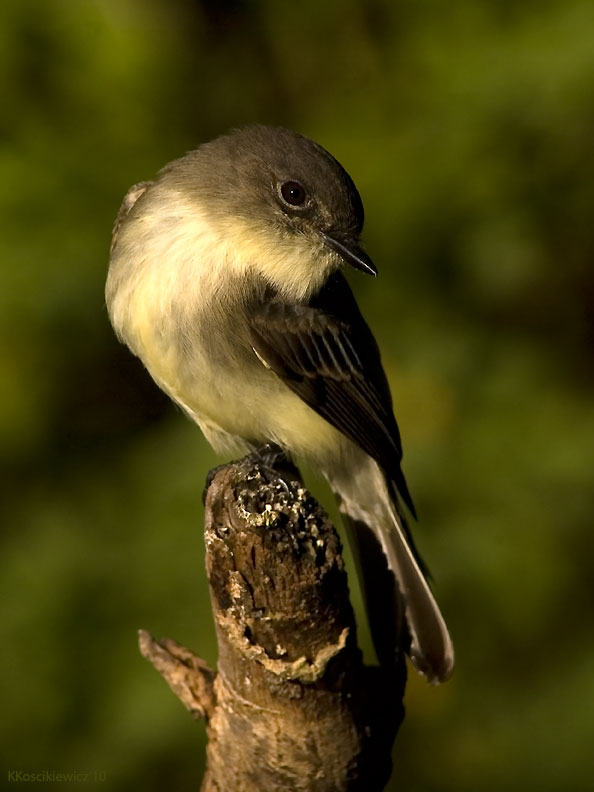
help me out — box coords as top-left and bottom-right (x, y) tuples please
(280, 180), (307, 207)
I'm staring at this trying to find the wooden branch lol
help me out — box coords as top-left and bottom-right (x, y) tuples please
(139, 455), (407, 790)
(138, 631), (216, 720)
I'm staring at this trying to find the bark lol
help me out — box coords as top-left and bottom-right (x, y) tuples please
(139, 454), (406, 791)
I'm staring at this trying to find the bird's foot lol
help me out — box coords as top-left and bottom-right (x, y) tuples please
(247, 443), (301, 491)
(203, 445), (303, 504)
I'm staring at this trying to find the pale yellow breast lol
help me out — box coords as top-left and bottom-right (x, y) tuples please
(106, 187), (346, 466)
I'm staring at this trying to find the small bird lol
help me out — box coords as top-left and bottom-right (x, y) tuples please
(106, 125), (454, 683)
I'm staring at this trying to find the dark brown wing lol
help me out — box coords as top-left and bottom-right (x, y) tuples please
(248, 272), (416, 517)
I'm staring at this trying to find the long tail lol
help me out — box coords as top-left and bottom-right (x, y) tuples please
(328, 454), (454, 684)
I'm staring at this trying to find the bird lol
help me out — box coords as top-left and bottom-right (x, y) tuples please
(106, 125), (454, 683)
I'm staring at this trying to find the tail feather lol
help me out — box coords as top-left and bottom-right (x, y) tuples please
(386, 477), (429, 580)
(329, 455), (454, 684)
(379, 492), (454, 683)
(391, 465), (418, 521)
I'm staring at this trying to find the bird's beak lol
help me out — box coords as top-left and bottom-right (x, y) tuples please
(323, 233), (378, 277)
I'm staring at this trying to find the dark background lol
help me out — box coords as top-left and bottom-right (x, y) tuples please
(2, 1), (593, 789)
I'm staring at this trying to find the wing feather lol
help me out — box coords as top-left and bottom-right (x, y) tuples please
(248, 273), (416, 517)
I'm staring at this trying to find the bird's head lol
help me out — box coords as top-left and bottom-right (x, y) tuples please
(151, 126), (377, 300)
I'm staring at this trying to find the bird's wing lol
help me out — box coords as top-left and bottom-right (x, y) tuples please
(111, 181), (153, 254)
(247, 272), (416, 517)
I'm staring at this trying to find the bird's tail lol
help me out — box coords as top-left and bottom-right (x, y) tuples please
(328, 454), (454, 684)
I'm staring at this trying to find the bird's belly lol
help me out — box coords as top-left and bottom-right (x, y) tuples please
(188, 361), (344, 463)
(144, 335), (346, 466)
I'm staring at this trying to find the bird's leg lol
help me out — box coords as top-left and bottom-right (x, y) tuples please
(249, 442), (288, 469)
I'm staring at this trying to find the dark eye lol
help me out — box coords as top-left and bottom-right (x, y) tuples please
(280, 180), (307, 207)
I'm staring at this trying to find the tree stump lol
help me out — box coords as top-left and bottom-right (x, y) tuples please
(139, 454), (406, 790)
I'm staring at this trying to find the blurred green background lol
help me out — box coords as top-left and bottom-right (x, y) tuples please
(2, 1), (593, 789)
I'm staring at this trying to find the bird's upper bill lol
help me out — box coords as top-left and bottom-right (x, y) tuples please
(322, 233), (378, 277)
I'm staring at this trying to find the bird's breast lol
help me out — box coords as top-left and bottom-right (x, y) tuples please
(106, 192), (347, 461)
